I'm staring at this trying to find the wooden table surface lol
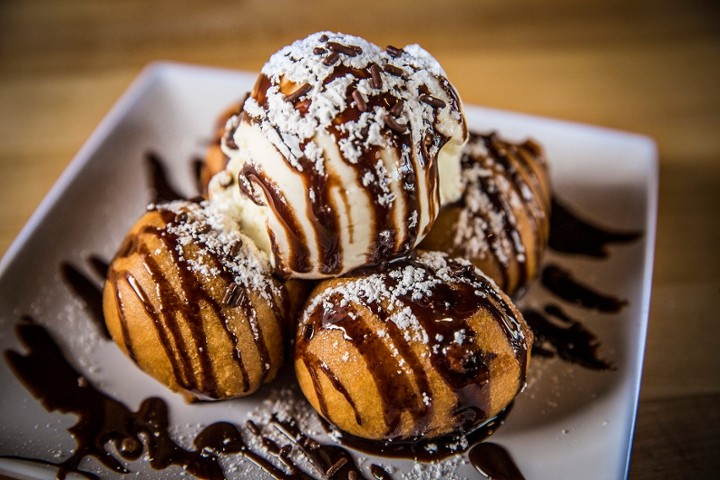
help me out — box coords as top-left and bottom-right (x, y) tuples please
(1, 0), (718, 478)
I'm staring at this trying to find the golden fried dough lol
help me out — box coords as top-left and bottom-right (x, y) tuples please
(420, 132), (551, 296)
(198, 98), (246, 196)
(294, 251), (533, 441)
(103, 200), (287, 400)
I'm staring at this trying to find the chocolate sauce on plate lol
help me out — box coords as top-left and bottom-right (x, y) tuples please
(541, 264), (627, 313)
(4, 317), (245, 480)
(525, 194), (639, 369)
(192, 157), (205, 193)
(60, 261), (110, 339)
(87, 254), (109, 278)
(3, 317), (369, 480)
(469, 442), (525, 480)
(146, 151), (187, 203)
(328, 405), (511, 462)
(549, 197), (641, 257)
(524, 304), (613, 370)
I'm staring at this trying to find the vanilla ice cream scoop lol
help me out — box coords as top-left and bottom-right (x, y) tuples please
(210, 32), (467, 278)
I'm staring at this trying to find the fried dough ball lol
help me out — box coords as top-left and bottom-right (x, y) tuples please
(198, 98), (246, 196)
(103, 200), (287, 400)
(294, 251), (532, 441)
(420, 132), (551, 296)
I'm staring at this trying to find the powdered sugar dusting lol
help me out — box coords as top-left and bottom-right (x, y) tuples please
(303, 250), (522, 350)
(248, 31), (463, 174)
(155, 201), (282, 303)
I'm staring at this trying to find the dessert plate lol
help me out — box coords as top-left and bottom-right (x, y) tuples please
(0, 63), (657, 479)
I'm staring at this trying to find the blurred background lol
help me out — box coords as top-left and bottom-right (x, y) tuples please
(1, 0), (718, 477)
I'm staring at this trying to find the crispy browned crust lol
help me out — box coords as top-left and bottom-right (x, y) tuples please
(103, 208), (287, 400)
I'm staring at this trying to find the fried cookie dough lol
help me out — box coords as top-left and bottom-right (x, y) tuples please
(294, 251), (532, 441)
(420, 131), (551, 296)
(103, 200), (287, 400)
(198, 97), (246, 196)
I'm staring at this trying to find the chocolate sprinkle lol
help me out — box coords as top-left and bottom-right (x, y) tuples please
(323, 52), (340, 66)
(369, 63), (382, 89)
(222, 283), (244, 307)
(246, 420), (260, 435)
(352, 89), (367, 112)
(229, 240), (243, 257)
(195, 222), (211, 235)
(327, 41), (359, 57)
(313, 47), (326, 55)
(175, 212), (189, 224)
(383, 64), (405, 77)
(419, 94), (446, 108)
(390, 99), (404, 116)
(302, 324), (314, 340)
(326, 457), (348, 477)
(384, 113), (408, 134)
(386, 45), (404, 57)
(285, 83), (312, 103)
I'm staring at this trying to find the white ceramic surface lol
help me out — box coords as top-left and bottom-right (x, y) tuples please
(0, 63), (657, 479)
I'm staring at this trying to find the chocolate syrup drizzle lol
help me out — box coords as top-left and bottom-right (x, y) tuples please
(541, 264), (627, 313)
(329, 404), (512, 462)
(5, 317), (241, 480)
(523, 197), (642, 368)
(193, 157), (205, 193)
(524, 305), (613, 370)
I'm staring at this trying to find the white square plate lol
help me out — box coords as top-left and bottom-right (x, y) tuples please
(0, 63), (657, 479)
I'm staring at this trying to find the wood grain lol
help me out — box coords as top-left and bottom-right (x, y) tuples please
(629, 393), (720, 479)
(1, 0), (719, 477)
